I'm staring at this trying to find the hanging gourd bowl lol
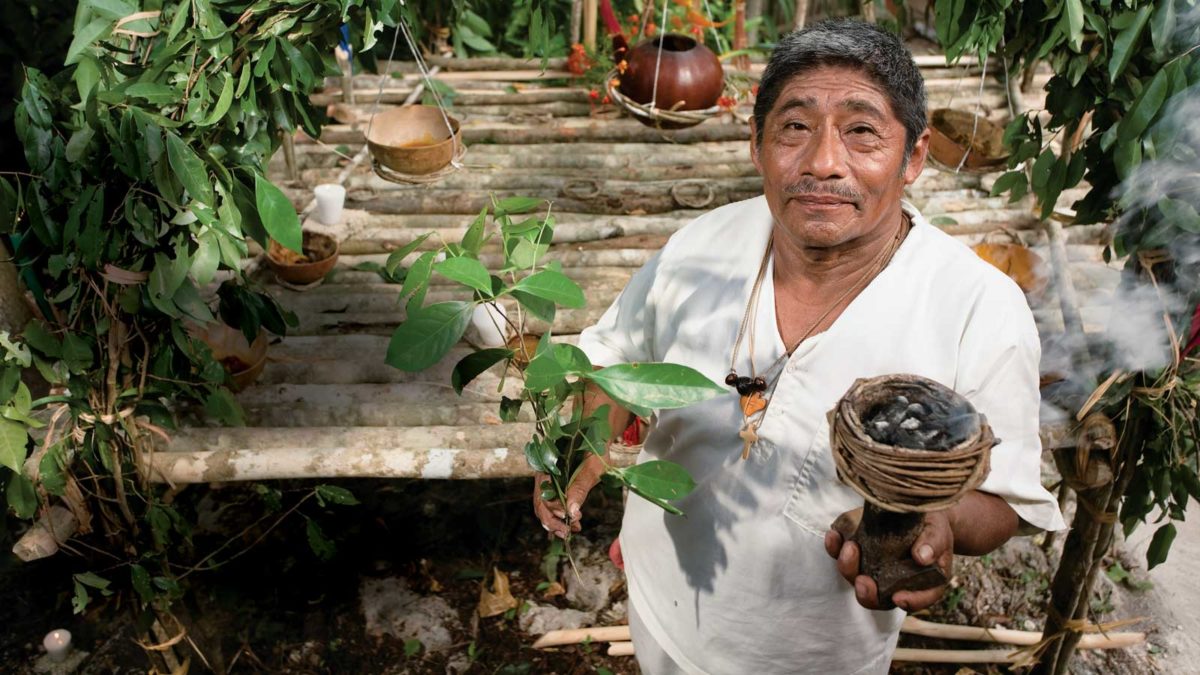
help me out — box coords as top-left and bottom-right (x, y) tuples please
(927, 108), (1009, 172)
(616, 34), (724, 130)
(188, 321), (270, 391)
(365, 105), (462, 175)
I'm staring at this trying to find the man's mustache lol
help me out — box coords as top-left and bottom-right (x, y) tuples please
(783, 179), (863, 205)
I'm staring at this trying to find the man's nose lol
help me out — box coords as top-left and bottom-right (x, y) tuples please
(803, 124), (848, 180)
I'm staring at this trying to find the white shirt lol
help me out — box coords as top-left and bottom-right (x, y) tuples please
(577, 196), (1066, 675)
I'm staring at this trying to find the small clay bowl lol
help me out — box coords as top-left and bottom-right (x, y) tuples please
(365, 105), (462, 175)
(189, 322), (270, 391)
(267, 230), (339, 287)
(928, 108), (1009, 171)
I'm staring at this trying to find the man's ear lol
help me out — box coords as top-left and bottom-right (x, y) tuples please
(903, 128), (932, 185)
(749, 117), (763, 175)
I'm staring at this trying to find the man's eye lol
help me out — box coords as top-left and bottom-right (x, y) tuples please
(784, 122), (808, 131)
(849, 125), (876, 135)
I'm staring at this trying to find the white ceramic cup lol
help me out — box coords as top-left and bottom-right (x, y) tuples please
(313, 184), (346, 225)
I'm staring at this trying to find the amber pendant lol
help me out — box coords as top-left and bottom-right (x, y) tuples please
(740, 392), (767, 416)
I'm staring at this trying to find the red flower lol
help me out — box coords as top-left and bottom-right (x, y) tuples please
(602, 95), (612, 105)
(588, 89), (600, 100)
(750, 84), (760, 97)
(718, 95), (737, 110)
(567, 43), (592, 76)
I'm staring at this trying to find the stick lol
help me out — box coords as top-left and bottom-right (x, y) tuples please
(583, 0), (598, 51)
(532, 625), (631, 648)
(607, 641), (635, 656)
(892, 647), (1023, 664)
(900, 617), (1144, 649)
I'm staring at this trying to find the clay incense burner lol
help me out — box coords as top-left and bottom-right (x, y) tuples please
(618, 33), (724, 128)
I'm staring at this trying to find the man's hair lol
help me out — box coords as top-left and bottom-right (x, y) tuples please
(753, 19), (927, 160)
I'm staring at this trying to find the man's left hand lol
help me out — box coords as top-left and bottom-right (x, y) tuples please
(823, 507), (955, 611)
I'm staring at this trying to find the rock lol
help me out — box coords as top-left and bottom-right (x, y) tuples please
(518, 601), (596, 635)
(563, 537), (623, 613)
(360, 577), (462, 650)
(445, 652), (473, 675)
(600, 599), (628, 625)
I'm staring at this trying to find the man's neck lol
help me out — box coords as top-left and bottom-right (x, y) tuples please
(772, 207), (908, 294)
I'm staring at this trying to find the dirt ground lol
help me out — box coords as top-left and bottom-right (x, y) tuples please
(0, 478), (1192, 674)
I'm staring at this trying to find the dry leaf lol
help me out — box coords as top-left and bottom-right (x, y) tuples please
(542, 581), (566, 598)
(478, 567), (519, 618)
(971, 242), (1050, 300)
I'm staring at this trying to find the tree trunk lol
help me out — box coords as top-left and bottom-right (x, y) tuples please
(1035, 406), (1147, 674)
(746, 0), (764, 45)
(0, 239), (30, 335)
(571, 0), (584, 46)
(794, 0), (810, 30)
(584, 0), (598, 51)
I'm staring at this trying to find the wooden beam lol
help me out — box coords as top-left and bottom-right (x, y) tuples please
(584, 0), (598, 51)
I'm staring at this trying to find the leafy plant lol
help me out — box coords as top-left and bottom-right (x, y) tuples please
(385, 196), (724, 520)
(936, 1), (1200, 672)
(0, 0), (391, 623)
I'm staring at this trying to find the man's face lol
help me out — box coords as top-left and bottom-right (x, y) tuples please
(750, 65), (930, 250)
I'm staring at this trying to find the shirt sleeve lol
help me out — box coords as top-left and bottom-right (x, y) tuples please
(576, 249), (663, 368)
(954, 279), (1068, 533)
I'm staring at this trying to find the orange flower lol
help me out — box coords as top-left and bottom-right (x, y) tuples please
(588, 89), (600, 100)
(750, 84), (760, 97)
(610, 78), (621, 89)
(602, 95), (612, 105)
(671, 15), (683, 29)
(645, 22), (656, 37)
(617, 59), (628, 74)
(718, 96), (737, 110)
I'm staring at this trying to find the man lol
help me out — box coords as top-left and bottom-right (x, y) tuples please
(534, 19), (1064, 674)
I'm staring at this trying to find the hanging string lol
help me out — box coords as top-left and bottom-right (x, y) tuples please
(364, 8), (403, 151)
(700, 0), (729, 54)
(649, 0), (670, 110)
(391, 0), (463, 169)
(954, 50), (989, 173)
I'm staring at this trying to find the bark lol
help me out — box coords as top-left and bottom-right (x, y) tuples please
(147, 427), (639, 483)
(584, 0), (598, 51)
(348, 185), (761, 216)
(794, 0), (809, 30)
(746, 0), (764, 45)
(313, 119), (752, 145)
(0, 239), (30, 335)
(1034, 406), (1148, 674)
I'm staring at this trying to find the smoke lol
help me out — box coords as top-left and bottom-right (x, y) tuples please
(1042, 20), (1200, 417)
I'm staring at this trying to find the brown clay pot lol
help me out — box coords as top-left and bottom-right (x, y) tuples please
(189, 322), (269, 391)
(365, 105), (462, 175)
(267, 230), (339, 287)
(927, 108), (1009, 171)
(618, 34), (724, 125)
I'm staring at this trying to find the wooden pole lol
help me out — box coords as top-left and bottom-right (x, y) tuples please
(571, 0), (584, 46)
(746, 0), (763, 45)
(733, 0), (749, 70)
(281, 133), (298, 183)
(583, 0), (598, 52)
(862, 0), (877, 22)
(794, 0), (810, 30)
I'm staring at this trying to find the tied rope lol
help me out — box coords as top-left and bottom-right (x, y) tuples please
(830, 374), (995, 513)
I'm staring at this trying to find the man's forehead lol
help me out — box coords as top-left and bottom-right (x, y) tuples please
(772, 66), (895, 117)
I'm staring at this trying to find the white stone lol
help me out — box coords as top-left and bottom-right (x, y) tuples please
(360, 577), (461, 650)
(518, 601), (596, 635)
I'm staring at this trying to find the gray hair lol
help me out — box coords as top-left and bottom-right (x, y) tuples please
(753, 19), (927, 160)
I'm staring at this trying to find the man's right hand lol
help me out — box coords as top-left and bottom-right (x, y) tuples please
(533, 453), (606, 539)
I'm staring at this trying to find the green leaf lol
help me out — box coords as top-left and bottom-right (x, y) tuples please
(435, 256), (493, 295)
(499, 396), (522, 422)
(74, 571), (112, 591)
(404, 639), (423, 658)
(306, 519), (336, 560)
(586, 364), (725, 413)
(1109, 6), (1152, 84)
(452, 348), (513, 394)
(7, 472), (36, 519)
(1159, 198), (1200, 234)
(495, 197), (543, 215)
(621, 460), (696, 506)
(204, 388), (245, 426)
(315, 484), (359, 506)
(65, 126), (95, 163)
(130, 565), (154, 605)
(512, 270), (585, 309)
(399, 251), (436, 308)
(524, 437), (559, 475)
(191, 229), (221, 284)
(524, 344), (591, 392)
(386, 301), (474, 371)
(511, 290), (556, 324)
(72, 580), (89, 614)
(254, 174), (302, 253)
(22, 322), (62, 358)
(1063, 0), (1084, 51)
(462, 207), (488, 254)
(61, 334), (93, 372)
(66, 17), (113, 65)
(0, 418), (29, 473)
(198, 73), (234, 127)
(1120, 68), (1171, 143)
(1150, 1), (1176, 56)
(165, 131), (214, 206)
(1146, 522), (1177, 569)
(385, 234), (432, 277)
